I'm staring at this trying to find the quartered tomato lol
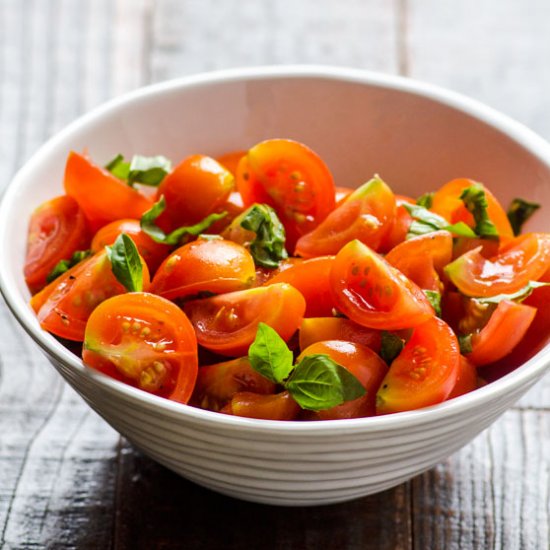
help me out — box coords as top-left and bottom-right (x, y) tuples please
(64, 151), (153, 231)
(208, 190), (246, 234)
(298, 340), (388, 420)
(184, 283), (306, 356)
(150, 237), (256, 300)
(83, 293), (198, 403)
(216, 150), (246, 176)
(236, 139), (336, 249)
(335, 186), (354, 205)
(295, 176), (396, 257)
(24, 195), (89, 294)
(445, 233), (550, 297)
(91, 219), (170, 273)
(223, 391), (301, 421)
(448, 356), (478, 399)
(330, 240), (434, 330)
(31, 249), (150, 341)
(377, 195), (415, 253)
(376, 316), (460, 414)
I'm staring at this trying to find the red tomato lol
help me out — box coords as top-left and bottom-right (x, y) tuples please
(31, 249), (151, 341)
(330, 240), (434, 330)
(265, 256), (335, 317)
(445, 233), (550, 297)
(236, 139), (336, 249)
(91, 219), (170, 273)
(216, 150), (246, 176)
(224, 391), (300, 421)
(156, 154), (234, 231)
(447, 356), (478, 399)
(376, 317), (460, 413)
(335, 186), (354, 205)
(377, 195), (415, 253)
(465, 300), (536, 366)
(150, 237), (256, 300)
(298, 340), (388, 419)
(83, 293), (197, 403)
(208, 190), (246, 234)
(24, 195), (89, 294)
(184, 283), (306, 356)
(64, 151), (153, 231)
(295, 176), (396, 257)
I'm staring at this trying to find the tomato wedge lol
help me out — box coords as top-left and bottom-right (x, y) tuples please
(377, 195), (415, 253)
(216, 150), (246, 176)
(184, 283), (306, 356)
(24, 195), (89, 294)
(330, 240), (434, 330)
(376, 317), (460, 414)
(448, 356), (478, 399)
(224, 391), (301, 421)
(83, 293), (198, 403)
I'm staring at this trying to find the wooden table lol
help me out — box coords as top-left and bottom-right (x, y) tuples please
(1, 1), (549, 548)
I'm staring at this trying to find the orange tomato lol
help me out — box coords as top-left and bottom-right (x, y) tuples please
(224, 391), (300, 421)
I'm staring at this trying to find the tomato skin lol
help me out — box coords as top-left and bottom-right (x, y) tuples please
(448, 356), (478, 399)
(465, 300), (536, 366)
(216, 150), (246, 176)
(377, 196), (414, 253)
(24, 195), (89, 294)
(225, 391), (301, 421)
(236, 139), (336, 249)
(330, 240), (434, 330)
(184, 283), (306, 356)
(91, 219), (170, 274)
(64, 151), (153, 232)
(298, 340), (388, 419)
(150, 237), (256, 300)
(376, 317), (460, 414)
(335, 186), (354, 205)
(83, 293), (198, 404)
(445, 233), (550, 297)
(295, 176), (396, 258)
(265, 256), (335, 317)
(208, 191), (246, 234)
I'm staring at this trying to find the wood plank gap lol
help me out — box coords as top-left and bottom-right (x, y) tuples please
(111, 437), (125, 550)
(395, 0), (409, 76)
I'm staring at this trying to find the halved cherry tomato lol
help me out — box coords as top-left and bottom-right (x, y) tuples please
(208, 190), (246, 234)
(31, 249), (151, 341)
(150, 237), (256, 300)
(156, 154), (234, 231)
(377, 195), (415, 253)
(295, 176), (396, 257)
(335, 186), (354, 205)
(376, 316), (460, 414)
(298, 340), (388, 419)
(83, 293), (197, 403)
(330, 240), (434, 330)
(445, 233), (550, 297)
(91, 219), (170, 273)
(448, 356), (478, 399)
(24, 195), (89, 294)
(216, 150), (246, 176)
(223, 391), (300, 421)
(465, 300), (536, 366)
(266, 256), (335, 317)
(64, 151), (153, 232)
(299, 317), (381, 353)
(236, 139), (336, 249)
(184, 283), (306, 356)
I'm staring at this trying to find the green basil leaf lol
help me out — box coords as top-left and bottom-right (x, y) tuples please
(248, 323), (294, 384)
(105, 154), (130, 180)
(416, 192), (434, 209)
(380, 331), (405, 364)
(286, 354), (366, 411)
(403, 203), (477, 239)
(46, 249), (92, 283)
(424, 290), (442, 316)
(106, 233), (143, 292)
(127, 155), (172, 187)
(239, 204), (288, 268)
(507, 198), (541, 236)
(476, 280), (550, 304)
(459, 185), (499, 239)
(458, 334), (473, 354)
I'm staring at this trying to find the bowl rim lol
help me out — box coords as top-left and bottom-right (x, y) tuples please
(1, 64), (549, 435)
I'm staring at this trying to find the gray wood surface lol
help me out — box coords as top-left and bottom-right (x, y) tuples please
(0, 1), (548, 548)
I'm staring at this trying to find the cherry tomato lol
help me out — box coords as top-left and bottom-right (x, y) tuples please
(156, 154), (234, 231)
(445, 233), (550, 297)
(465, 300), (536, 366)
(223, 391), (300, 421)
(208, 191), (246, 234)
(298, 340), (388, 419)
(64, 151), (153, 232)
(295, 176), (396, 257)
(335, 186), (354, 205)
(377, 195), (415, 253)
(216, 150), (246, 176)
(150, 237), (256, 300)
(448, 356), (478, 399)
(376, 317), (460, 414)
(91, 219), (170, 273)
(266, 256), (335, 317)
(31, 249), (151, 341)
(83, 293), (198, 403)
(184, 283), (306, 356)
(24, 195), (89, 294)
(330, 240), (434, 330)
(236, 139), (336, 249)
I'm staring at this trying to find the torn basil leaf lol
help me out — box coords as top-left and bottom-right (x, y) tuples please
(106, 233), (143, 292)
(105, 154), (172, 187)
(507, 198), (541, 236)
(402, 203), (476, 239)
(416, 192), (434, 209)
(458, 334), (473, 354)
(424, 290), (442, 316)
(46, 249), (92, 283)
(459, 185), (499, 239)
(380, 331), (405, 364)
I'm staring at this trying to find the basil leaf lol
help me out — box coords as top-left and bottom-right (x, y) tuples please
(46, 249), (92, 283)
(424, 290), (442, 316)
(105, 154), (130, 180)
(476, 280), (550, 304)
(128, 155), (172, 187)
(416, 192), (434, 209)
(403, 203), (476, 239)
(459, 185), (499, 239)
(239, 204), (288, 268)
(507, 198), (541, 236)
(380, 331), (404, 364)
(286, 354), (366, 411)
(140, 196), (227, 245)
(106, 234), (143, 292)
(458, 334), (473, 354)
(248, 323), (294, 384)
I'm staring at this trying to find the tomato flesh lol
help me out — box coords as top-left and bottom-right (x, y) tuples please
(225, 391), (300, 421)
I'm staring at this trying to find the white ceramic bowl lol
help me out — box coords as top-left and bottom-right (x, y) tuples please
(1, 66), (550, 506)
